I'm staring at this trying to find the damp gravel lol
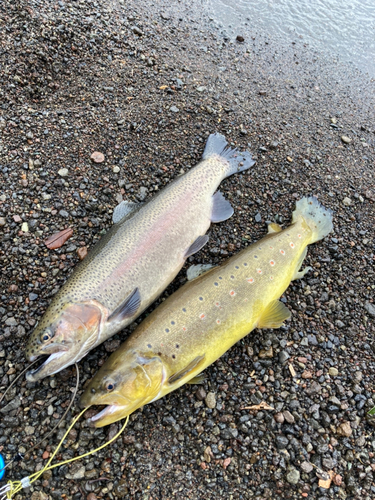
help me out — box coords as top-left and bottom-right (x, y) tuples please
(0, 0), (374, 499)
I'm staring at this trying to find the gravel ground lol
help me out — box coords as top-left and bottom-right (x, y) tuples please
(0, 0), (374, 499)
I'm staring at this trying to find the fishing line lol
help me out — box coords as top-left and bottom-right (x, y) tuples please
(0, 363), (79, 475)
(0, 409), (130, 499)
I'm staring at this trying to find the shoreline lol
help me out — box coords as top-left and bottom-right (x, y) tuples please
(0, 0), (374, 499)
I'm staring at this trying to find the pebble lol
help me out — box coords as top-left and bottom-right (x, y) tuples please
(364, 302), (375, 317)
(113, 166), (120, 173)
(254, 212), (262, 223)
(169, 105), (179, 113)
(21, 222), (29, 232)
(336, 421), (352, 437)
(65, 464), (86, 480)
(301, 461), (313, 473)
(342, 197), (352, 206)
(329, 367), (339, 376)
(196, 387), (207, 401)
(0, 217), (6, 226)
(25, 426), (35, 435)
(286, 468), (300, 484)
(205, 392), (216, 409)
(236, 35), (245, 42)
(58, 168), (69, 177)
(91, 151), (105, 163)
(341, 135), (352, 144)
(279, 351), (290, 364)
(77, 246), (88, 260)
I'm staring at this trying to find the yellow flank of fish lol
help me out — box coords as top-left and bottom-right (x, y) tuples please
(80, 197), (333, 427)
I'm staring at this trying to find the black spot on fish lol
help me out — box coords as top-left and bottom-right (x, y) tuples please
(176, 344), (180, 349)
(235, 266), (239, 269)
(172, 354), (176, 359)
(182, 308), (186, 312)
(147, 344), (152, 349)
(230, 275), (235, 279)
(214, 282), (218, 286)
(165, 328), (170, 333)
(244, 262), (248, 266)
(254, 255), (258, 259)
(219, 276), (223, 280)
(171, 321), (175, 325)
(199, 297), (203, 301)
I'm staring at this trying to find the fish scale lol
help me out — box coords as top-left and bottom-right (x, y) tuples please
(25, 133), (255, 381)
(80, 196), (333, 427)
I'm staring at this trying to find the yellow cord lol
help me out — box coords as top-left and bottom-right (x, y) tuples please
(2, 409), (129, 499)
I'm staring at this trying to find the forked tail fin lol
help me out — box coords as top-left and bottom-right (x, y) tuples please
(202, 133), (255, 178)
(292, 197), (333, 243)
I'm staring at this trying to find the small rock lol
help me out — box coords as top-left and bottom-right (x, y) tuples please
(169, 105), (179, 113)
(105, 339), (121, 353)
(13, 215), (22, 223)
(5, 317), (17, 326)
(283, 410), (295, 424)
(364, 302), (375, 318)
(114, 479), (129, 497)
(25, 425), (35, 435)
(274, 412), (285, 424)
(77, 246), (88, 260)
(21, 222), (29, 232)
(196, 387), (207, 401)
(113, 166), (120, 173)
(254, 212), (262, 223)
(259, 346), (273, 358)
(342, 197), (352, 206)
(337, 421), (352, 437)
(87, 494), (97, 500)
(42, 451), (49, 459)
(91, 151), (105, 163)
(341, 135), (352, 144)
(58, 168), (69, 177)
(301, 461), (313, 473)
(279, 351), (290, 364)
(205, 392), (216, 409)
(65, 464), (86, 480)
(286, 468), (300, 484)
(138, 186), (148, 201)
(329, 367), (339, 377)
(0, 217), (6, 226)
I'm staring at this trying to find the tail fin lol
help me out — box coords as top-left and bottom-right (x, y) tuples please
(202, 133), (255, 177)
(292, 197), (333, 243)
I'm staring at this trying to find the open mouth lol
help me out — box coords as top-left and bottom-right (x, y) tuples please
(26, 351), (66, 381)
(88, 405), (125, 425)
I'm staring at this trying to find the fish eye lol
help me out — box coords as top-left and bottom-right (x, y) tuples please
(105, 380), (115, 392)
(41, 330), (53, 343)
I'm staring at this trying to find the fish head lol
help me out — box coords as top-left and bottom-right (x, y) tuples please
(25, 301), (103, 382)
(80, 350), (165, 427)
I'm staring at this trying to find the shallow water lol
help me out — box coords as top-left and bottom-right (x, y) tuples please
(208, 0), (375, 77)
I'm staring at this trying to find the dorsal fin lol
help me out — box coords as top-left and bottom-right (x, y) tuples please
(168, 355), (206, 385)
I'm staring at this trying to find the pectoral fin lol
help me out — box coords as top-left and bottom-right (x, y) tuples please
(107, 288), (141, 323)
(184, 235), (209, 258)
(112, 200), (143, 224)
(211, 191), (234, 223)
(168, 355), (206, 385)
(267, 222), (282, 233)
(258, 300), (291, 329)
(187, 373), (206, 385)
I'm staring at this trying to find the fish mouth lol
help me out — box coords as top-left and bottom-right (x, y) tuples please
(26, 351), (69, 382)
(88, 404), (127, 428)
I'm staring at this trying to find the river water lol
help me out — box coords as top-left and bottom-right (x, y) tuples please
(207, 0), (375, 77)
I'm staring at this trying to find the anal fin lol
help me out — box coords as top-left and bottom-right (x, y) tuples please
(267, 222), (282, 234)
(108, 288), (141, 323)
(187, 264), (216, 281)
(184, 235), (209, 258)
(258, 300), (291, 329)
(168, 355), (206, 385)
(112, 200), (143, 224)
(211, 191), (234, 223)
(292, 247), (311, 281)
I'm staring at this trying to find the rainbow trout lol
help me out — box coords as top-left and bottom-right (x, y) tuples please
(80, 197), (333, 427)
(25, 134), (255, 381)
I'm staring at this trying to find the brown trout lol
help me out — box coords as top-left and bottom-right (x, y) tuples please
(80, 197), (333, 427)
(25, 134), (255, 381)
